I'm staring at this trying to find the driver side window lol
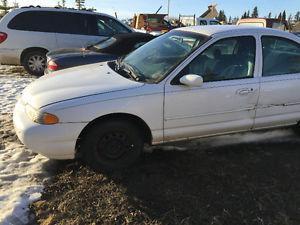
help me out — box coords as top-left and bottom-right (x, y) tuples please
(181, 36), (256, 82)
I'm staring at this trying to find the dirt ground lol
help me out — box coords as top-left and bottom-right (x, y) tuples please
(31, 130), (300, 225)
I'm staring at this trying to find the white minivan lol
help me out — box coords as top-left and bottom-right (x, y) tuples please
(0, 7), (133, 75)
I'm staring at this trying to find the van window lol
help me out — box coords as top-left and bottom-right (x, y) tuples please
(8, 11), (56, 32)
(96, 16), (131, 36)
(54, 12), (97, 35)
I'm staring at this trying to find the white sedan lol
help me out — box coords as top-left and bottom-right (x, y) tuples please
(13, 26), (300, 170)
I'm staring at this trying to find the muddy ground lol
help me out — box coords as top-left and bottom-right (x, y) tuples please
(31, 129), (300, 225)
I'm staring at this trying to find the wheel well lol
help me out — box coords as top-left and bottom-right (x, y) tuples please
(75, 113), (153, 156)
(20, 47), (48, 65)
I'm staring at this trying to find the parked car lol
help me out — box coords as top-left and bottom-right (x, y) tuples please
(0, 7), (133, 76)
(237, 18), (289, 31)
(13, 26), (300, 170)
(46, 32), (155, 73)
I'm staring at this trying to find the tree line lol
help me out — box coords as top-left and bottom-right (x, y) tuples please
(216, 6), (300, 24)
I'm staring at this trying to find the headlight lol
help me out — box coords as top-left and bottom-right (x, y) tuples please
(25, 104), (59, 125)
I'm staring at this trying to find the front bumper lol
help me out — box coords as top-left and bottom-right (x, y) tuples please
(13, 99), (87, 159)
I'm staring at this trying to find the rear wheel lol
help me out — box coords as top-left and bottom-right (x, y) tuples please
(23, 50), (47, 76)
(80, 120), (144, 171)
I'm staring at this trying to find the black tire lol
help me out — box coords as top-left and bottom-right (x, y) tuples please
(80, 120), (144, 171)
(23, 50), (47, 76)
(293, 123), (300, 135)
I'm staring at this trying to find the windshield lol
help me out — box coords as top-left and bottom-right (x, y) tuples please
(91, 37), (117, 51)
(121, 31), (208, 83)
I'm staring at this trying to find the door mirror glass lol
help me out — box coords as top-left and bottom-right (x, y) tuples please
(180, 74), (203, 87)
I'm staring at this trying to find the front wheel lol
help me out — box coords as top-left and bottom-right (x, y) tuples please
(80, 120), (144, 171)
(23, 50), (47, 76)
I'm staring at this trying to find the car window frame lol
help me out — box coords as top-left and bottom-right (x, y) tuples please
(170, 35), (257, 85)
(261, 35), (300, 77)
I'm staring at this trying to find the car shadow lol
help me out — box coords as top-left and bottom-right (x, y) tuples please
(103, 129), (300, 224)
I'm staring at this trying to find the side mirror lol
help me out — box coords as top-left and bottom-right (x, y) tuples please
(179, 74), (203, 87)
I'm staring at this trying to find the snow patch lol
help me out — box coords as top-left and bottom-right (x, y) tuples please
(0, 76), (34, 114)
(0, 70), (49, 225)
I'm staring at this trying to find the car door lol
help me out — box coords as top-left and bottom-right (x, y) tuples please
(164, 35), (260, 141)
(55, 12), (104, 49)
(254, 35), (300, 128)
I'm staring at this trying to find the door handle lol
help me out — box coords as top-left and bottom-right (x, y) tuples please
(237, 88), (254, 95)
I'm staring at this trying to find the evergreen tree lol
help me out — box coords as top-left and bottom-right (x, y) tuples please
(246, 10), (250, 18)
(288, 14), (292, 23)
(1, 0), (8, 14)
(75, 0), (85, 10)
(268, 12), (272, 18)
(217, 10), (227, 23)
(295, 11), (300, 21)
(251, 6), (258, 18)
(282, 10), (286, 20)
(278, 12), (282, 20)
(242, 11), (247, 19)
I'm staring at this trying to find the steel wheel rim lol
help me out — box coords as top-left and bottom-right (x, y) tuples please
(96, 131), (134, 160)
(28, 55), (46, 72)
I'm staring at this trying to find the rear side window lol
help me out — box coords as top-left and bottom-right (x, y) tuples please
(54, 12), (97, 35)
(262, 36), (300, 76)
(8, 11), (56, 32)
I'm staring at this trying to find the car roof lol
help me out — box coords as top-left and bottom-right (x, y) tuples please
(176, 25), (291, 37)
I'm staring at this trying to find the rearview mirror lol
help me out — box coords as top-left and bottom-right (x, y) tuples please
(179, 74), (203, 87)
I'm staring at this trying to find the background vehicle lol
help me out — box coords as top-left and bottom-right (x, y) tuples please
(131, 14), (173, 36)
(237, 18), (289, 31)
(46, 32), (155, 73)
(197, 18), (221, 25)
(0, 7), (133, 76)
(13, 26), (300, 170)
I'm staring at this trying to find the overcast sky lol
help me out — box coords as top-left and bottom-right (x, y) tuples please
(10, 0), (300, 19)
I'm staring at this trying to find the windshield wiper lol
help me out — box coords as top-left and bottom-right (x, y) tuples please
(121, 62), (140, 81)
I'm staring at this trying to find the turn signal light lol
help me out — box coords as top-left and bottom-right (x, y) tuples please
(42, 113), (59, 125)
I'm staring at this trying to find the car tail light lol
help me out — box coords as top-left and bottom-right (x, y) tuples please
(0, 32), (7, 43)
(47, 60), (58, 71)
(146, 27), (152, 32)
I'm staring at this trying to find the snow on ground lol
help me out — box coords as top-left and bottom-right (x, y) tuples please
(0, 66), (48, 225)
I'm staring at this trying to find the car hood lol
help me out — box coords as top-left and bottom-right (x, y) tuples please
(22, 62), (144, 109)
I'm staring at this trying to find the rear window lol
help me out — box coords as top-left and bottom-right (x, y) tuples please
(8, 11), (57, 32)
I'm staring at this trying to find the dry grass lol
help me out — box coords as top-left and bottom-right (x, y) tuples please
(31, 135), (300, 225)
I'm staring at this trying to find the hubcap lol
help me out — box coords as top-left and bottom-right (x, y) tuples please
(97, 132), (133, 160)
(28, 55), (46, 72)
